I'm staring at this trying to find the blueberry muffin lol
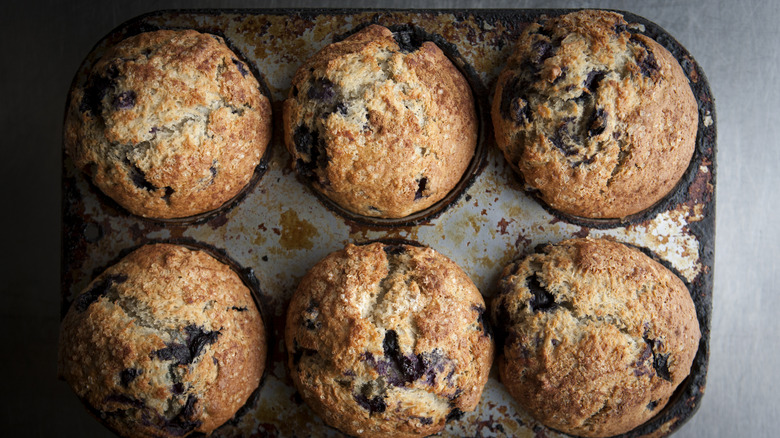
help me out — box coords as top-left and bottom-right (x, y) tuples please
(283, 25), (478, 219)
(492, 10), (697, 219)
(65, 29), (272, 219)
(58, 243), (267, 438)
(490, 238), (700, 437)
(285, 242), (493, 437)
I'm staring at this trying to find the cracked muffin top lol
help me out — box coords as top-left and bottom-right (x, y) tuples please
(490, 238), (700, 437)
(65, 29), (272, 219)
(285, 242), (494, 438)
(282, 24), (477, 219)
(492, 10), (697, 219)
(58, 243), (266, 438)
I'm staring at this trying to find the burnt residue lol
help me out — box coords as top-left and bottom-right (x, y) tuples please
(356, 237), (424, 251)
(445, 408), (464, 423)
(388, 24), (426, 53)
(382, 243), (407, 256)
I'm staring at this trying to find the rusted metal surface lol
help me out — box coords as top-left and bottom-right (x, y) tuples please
(61, 9), (715, 438)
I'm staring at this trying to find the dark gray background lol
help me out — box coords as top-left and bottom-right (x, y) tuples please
(2, 0), (776, 436)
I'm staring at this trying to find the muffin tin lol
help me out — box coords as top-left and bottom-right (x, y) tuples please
(61, 9), (715, 438)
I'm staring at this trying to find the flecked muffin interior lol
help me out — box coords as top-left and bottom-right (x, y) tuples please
(490, 238), (700, 437)
(65, 29), (272, 219)
(285, 242), (493, 438)
(283, 24), (477, 219)
(492, 10), (697, 219)
(58, 244), (267, 438)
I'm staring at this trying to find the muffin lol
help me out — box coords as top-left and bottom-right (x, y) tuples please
(285, 242), (493, 437)
(490, 238), (700, 437)
(65, 29), (272, 219)
(283, 24), (478, 219)
(492, 10), (698, 219)
(58, 243), (267, 438)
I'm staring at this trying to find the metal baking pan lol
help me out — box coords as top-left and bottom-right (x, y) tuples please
(61, 8), (715, 438)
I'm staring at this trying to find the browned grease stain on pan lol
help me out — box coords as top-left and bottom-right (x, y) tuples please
(686, 159), (714, 208)
(346, 223), (423, 246)
(278, 209), (318, 250)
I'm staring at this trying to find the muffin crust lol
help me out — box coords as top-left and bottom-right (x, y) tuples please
(283, 25), (477, 218)
(58, 243), (267, 437)
(490, 238), (700, 437)
(65, 29), (272, 219)
(286, 242), (493, 437)
(492, 10), (697, 219)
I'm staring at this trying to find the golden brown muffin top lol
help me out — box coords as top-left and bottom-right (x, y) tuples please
(58, 243), (266, 438)
(492, 10), (697, 219)
(286, 242), (494, 437)
(65, 29), (272, 219)
(283, 25), (477, 218)
(490, 238), (700, 437)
